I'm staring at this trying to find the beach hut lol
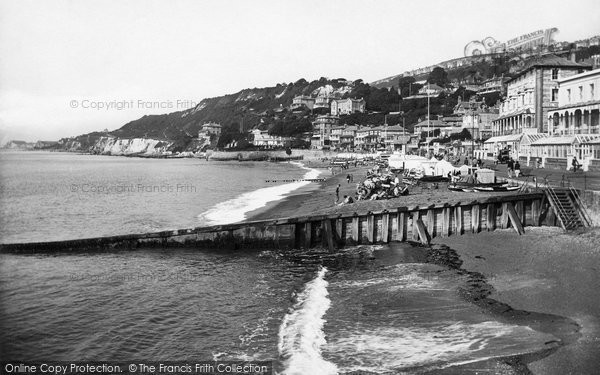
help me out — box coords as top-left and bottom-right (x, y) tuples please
(434, 159), (456, 177)
(388, 155), (430, 170)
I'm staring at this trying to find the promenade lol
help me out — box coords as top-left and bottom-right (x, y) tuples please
(490, 163), (600, 192)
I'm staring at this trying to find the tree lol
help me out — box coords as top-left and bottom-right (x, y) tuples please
(427, 67), (449, 87)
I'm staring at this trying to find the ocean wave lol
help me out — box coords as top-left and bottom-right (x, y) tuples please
(325, 321), (546, 373)
(277, 267), (338, 375)
(197, 162), (322, 226)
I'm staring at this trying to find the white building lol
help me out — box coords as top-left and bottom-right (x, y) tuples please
(330, 98), (366, 115)
(547, 68), (600, 135)
(250, 129), (293, 148)
(310, 115), (339, 150)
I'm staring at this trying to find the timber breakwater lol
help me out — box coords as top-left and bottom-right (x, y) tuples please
(1, 193), (550, 253)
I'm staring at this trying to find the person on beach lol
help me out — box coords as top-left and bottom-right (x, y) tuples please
(346, 174), (351, 184)
(507, 158), (514, 178)
(335, 184), (340, 203)
(338, 195), (354, 206)
(514, 160), (521, 178)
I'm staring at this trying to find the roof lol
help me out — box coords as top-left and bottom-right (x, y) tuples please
(494, 108), (533, 122)
(484, 134), (523, 143)
(522, 133), (548, 144)
(414, 119), (450, 128)
(385, 125), (409, 132)
(531, 134), (600, 145)
(508, 55), (592, 82)
(421, 84), (444, 91)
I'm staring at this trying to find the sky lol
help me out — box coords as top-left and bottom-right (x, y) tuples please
(1, 0), (599, 143)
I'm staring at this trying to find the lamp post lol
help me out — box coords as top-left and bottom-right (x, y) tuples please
(471, 110), (475, 165)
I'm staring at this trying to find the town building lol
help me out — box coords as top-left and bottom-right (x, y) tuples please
(547, 68), (600, 135)
(454, 98), (485, 115)
(355, 126), (382, 151)
(249, 129), (293, 148)
(413, 118), (461, 138)
(381, 124), (411, 152)
(330, 98), (366, 115)
(417, 83), (445, 97)
(198, 122), (222, 138)
(313, 95), (333, 111)
(310, 115), (339, 150)
(461, 107), (499, 140)
(291, 95), (315, 111)
(521, 68), (600, 170)
(492, 54), (591, 137)
(477, 77), (509, 95)
(329, 125), (359, 150)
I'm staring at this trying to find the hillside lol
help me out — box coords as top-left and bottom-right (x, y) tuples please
(57, 42), (599, 154)
(371, 44), (600, 90)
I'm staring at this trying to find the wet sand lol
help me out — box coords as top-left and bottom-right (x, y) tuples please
(432, 227), (600, 375)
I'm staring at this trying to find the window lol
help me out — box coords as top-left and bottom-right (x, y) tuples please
(567, 89), (571, 103)
(552, 68), (559, 80)
(591, 84), (595, 99)
(579, 86), (583, 100)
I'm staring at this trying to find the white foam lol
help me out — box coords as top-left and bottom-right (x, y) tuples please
(326, 321), (543, 373)
(277, 267), (338, 375)
(198, 163), (322, 226)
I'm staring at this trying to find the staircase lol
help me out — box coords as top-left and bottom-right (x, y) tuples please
(544, 186), (591, 230)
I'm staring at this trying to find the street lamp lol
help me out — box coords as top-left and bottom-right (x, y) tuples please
(471, 110), (475, 165)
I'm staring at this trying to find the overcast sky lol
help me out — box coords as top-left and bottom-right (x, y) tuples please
(1, 0), (599, 143)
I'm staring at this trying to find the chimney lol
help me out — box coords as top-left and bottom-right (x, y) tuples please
(535, 68), (544, 132)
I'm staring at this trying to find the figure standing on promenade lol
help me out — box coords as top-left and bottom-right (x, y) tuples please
(507, 158), (514, 178)
(335, 184), (340, 203)
(514, 160), (521, 177)
(572, 156), (580, 172)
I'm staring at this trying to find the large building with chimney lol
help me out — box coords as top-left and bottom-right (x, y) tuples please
(492, 55), (591, 137)
(330, 98), (366, 115)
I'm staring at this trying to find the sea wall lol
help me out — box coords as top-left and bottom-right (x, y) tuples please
(0, 193), (549, 254)
(580, 190), (600, 226)
(208, 149), (370, 161)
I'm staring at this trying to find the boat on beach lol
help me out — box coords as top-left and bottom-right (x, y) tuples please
(448, 182), (520, 192)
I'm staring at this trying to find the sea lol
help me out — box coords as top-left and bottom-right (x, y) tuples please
(0, 151), (558, 374)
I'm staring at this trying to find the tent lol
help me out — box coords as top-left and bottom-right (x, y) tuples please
(434, 159), (456, 177)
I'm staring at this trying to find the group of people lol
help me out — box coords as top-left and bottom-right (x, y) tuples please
(506, 158), (522, 178)
(356, 171), (409, 201)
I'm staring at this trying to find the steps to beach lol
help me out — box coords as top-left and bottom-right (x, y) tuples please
(544, 187), (590, 230)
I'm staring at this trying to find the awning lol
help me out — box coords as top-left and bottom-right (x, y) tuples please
(484, 134), (523, 143)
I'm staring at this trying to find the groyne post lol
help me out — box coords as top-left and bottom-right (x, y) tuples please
(506, 202), (525, 235)
(472, 205), (481, 233)
(1, 193), (554, 254)
(381, 212), (390, 243)
(442, 207), (451, 237)
(454, 206), (463, 235)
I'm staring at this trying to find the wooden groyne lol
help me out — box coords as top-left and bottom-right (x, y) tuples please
(0, 193), (550, 254)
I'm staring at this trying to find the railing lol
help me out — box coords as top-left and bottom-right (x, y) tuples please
(567, 181), (592, 227)
(537, 175), (589, 229)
